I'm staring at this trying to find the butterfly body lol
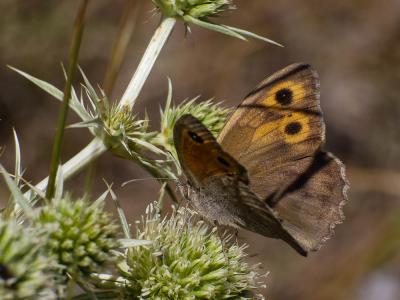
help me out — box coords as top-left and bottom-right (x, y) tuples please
(185, 176), (244, 227)
(190, 176), (308, 254)
(173, 63), (348, 256)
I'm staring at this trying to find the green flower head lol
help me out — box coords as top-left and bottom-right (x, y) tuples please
(35, 194), (120, 278)
(151, 0), (282, 44)
(152, 0), (233, 19)
(118, 202), (265, 299)
(0, 220), (55, 300)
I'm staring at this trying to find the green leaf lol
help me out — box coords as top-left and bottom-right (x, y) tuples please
(68, 117), (102, 130)
(105, 181), (131, 239)
(128, 137), (166, 155)
(93, 190), (109, 207)
(0, 164), (34, 219)
(224, 25), (283, 47)
(161, 77), (173, 130)
(9, 66), (92, 122)
(13, 129), (22, 186)
(183, 15), (246, 40)
(79, 67), (99, 102)
(9, 66), (64, 99)
(157, 182), (167, 209)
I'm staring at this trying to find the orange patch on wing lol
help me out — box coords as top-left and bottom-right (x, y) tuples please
(251, 121), (279, 143)
(278, 112), (310, 144)
(261, 80), (307, 107)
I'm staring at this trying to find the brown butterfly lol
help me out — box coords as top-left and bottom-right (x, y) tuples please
(173, 63), (348, 256)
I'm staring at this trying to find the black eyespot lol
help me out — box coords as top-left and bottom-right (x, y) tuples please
(188, 131), (204, 143)
(275, 88), (293, 106)
(284, 121), (302, 135)
(217, 156), (230, 167)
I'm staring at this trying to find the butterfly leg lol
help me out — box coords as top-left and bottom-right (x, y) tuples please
(234, 229), (239, 244)
(214, 220), (230, 263)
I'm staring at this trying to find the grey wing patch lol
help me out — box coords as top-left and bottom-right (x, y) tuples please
(188, 174), (309, 256)
(263, 151), (349, 252)
(236, 181), (309, 256)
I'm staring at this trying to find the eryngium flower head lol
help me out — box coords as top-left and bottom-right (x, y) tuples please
(152, 0), (233, 19)
(0, 220), (55, 300)
(102, 104), (161, 157)
(118, 202), (264, 299)
(36, 195), (120, 278)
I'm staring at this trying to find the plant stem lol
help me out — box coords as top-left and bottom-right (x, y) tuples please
(118, 17), (176, 110)
(66, 278), (76, 300)
(45, 0), (89, 200)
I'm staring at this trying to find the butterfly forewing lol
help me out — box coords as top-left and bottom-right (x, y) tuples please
(174, 114), (248, 188)
(219, 63), (323, 166)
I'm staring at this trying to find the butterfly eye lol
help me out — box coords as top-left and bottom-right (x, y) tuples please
(217, 156), (230, 167)
(188, 131), (204, 143)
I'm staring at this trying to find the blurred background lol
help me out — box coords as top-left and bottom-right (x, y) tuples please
(1, 0), (400, 299)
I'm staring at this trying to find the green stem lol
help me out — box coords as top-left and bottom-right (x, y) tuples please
(45, 0), (89, 200)
(66, 278), (76, 300)
(118, 17), (176, 110)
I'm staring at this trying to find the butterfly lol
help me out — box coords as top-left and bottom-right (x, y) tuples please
(173, 63), (348, 256)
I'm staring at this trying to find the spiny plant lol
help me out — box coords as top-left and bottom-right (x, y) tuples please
(118, 202), (266, 299)
(0, 0), (281, 298)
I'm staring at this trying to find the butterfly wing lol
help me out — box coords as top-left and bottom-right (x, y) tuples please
(173, 114), (248, 188)
(233, 180), (309, 256)
(174, 114), (308, 256)
(218, 63), (348, 252)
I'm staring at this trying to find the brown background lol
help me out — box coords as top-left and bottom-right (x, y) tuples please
(1, 1), (400, 299)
